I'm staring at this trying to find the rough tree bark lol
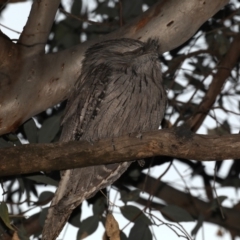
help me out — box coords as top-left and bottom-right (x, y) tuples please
(0, 129), (240, 177)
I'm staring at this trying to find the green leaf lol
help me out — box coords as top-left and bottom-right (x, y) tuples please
(164, 78), (185, 92)
(161, 205), (194, 222)
(26, 175), (58, 187)
(69, 208), (81, 228)
(120, 231), (128, 240)
(35, 191), (54, 206)
(92, 198), (105, 215)
(0, 202), (14, 230)
(39, 207), (49, 227)
(222, 178), (240, 188)
(17, 225), (30, 240)
(77, 216), (99, 239)
(6, 133), (21, 146)
(23, 118), (38, 143)
(0, 137), (12, 148)
(71, 0), (82, 15)
(120, 189), (140, 204)
(120, 205), (151, 225)
(210, 195), (228, 211)
(122, 0), (143, 20)
(129, 222), (152, 240)
(38, 115), (61, 143)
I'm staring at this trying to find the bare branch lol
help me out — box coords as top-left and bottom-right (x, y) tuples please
(18, 0), (60, 53)
(1, 129), (240, 177)
(189, 33), (240, 132)
(5, 176), (240, 238)
(137, 174), (240, 234)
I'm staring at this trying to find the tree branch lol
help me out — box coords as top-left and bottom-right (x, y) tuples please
(107, 0), (229, 52)
(18, 0), (60, 53)
(4, 173), (240, 239)
(0, 128), (240, 177)
(189, 33), (240, 132)
(0, 0), (229, 135)
(136, 174), (240, 235)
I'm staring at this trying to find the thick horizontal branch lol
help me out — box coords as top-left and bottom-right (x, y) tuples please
(0, 128), (240, 177)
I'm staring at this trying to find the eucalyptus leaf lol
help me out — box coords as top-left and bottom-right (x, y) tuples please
(161, 205), (194, 222)
(0, 202), (14, 230)
(17, 225), (30, 240)
(26, 175), (58, 187)
(191, 215), (204, 236)
(0, 137), (12, 148)
(120, 231), (128, 240)
(23, 118), (38, 143)
(39, 207), (49, 227)
(69, 207), (81, 228)
(129, 222), (152, 240)
(38, 115), (61, 143)
(120, 205), (151, 225)
(210, 196), (228, 211)
(77, 216), (99, 240)
(92, 198), (105, 215)
(36, 191), (54, 206)
(6, 133), (21, 146)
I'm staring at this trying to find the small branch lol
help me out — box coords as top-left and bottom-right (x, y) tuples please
(189, 33), (240, 132)
(1, 129), (240, 177)
(136, 174), (240, 234)
(18, 0), (60, 52)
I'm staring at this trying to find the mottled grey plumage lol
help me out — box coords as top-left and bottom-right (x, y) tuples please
(42, 38), (166, 240)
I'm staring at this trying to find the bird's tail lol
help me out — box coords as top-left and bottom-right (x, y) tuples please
(41, 169), (78, 240)
(42, 163), (131, 240)
(41, 204), (73, 240)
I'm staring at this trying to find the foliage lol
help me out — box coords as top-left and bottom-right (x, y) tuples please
(1, 0), (240, 240)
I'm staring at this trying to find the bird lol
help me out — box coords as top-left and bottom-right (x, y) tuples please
(42, 38), (166, 240)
